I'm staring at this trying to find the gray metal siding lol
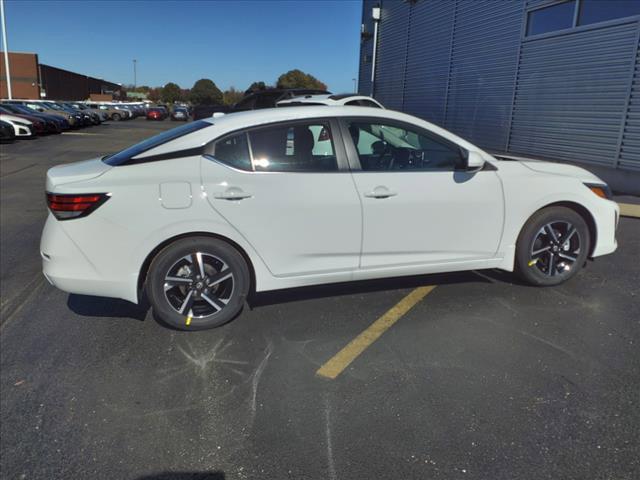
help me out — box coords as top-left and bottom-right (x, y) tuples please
(444, 0), (523, 150)
(373, 1), (411, 111)
(509, 21), (639, 167)
(618, 27), (640, 171)
(357, 0), (377, 96)
(403, 0), (455, 126)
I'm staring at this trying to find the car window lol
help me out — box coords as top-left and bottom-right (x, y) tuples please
(347, 121), (465, 171)
(212, 133), (252, 171)
(248, 121), (338, 172)
(359, 100), (382, 108)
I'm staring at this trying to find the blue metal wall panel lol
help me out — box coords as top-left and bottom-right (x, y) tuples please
(444, 0), (523, 151)
(357, 0), (378, 96)
(618, 28), (640, 171)
(373, 0), (411, 111)
(403, 0), (455, 126)
(509, 21), (639, 167)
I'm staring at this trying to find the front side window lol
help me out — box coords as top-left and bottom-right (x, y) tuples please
(347, 121), (464, 171)
(526, 1), (576, 36)
(249, 121), (338, 172)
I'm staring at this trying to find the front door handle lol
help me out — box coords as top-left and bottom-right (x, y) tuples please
(213, 187), (252, 200)
(364, 186), (397, 199)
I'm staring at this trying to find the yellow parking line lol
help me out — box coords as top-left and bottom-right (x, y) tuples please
(316, 285), (436, 380)
(618, 203), (640, 218)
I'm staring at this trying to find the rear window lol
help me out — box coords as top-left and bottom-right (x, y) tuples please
(103, 120), (212, 166)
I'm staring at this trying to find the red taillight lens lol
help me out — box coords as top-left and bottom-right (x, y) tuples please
(46, 193), (109, 220)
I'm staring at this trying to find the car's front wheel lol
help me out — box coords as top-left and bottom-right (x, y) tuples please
(146, 237), (250, 330)
(515, 206), (590, 286)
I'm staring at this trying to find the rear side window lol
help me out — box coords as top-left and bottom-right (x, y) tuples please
(103, 120), (212, 166)
(213, 133), (252, 171)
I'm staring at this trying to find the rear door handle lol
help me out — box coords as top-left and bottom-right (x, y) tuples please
(364, 186), (397, 199)
(213, 187), (252, 200)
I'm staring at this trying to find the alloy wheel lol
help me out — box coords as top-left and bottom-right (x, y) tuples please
(163, 252), (234, 318)
(529, 221), (581, 277)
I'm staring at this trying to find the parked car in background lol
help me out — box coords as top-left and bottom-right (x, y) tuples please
(192, 104), (230, 120)
(6, 100), (81, 128)
(171, 107), (189, 121)
(41, 101), (91, 126)
(0, 113), (35, 138)
(40, 106), (619, 330)
(0, 103), (68, 131)
(85, 103), (126, 121)
(0, 119), (16, 142)
(234, 88), (330, 111)
(147, 107), (168, 121)
(67, 103), (108, 123)
(277, 93), (384, 109)
(0, 105), (56, 134)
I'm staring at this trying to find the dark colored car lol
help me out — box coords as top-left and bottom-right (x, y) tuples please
(0, 119), (15, 142)
(0, 105), (54, 134)
(170, 107), (189, 121)
(1, 103), (68, 131)
(146, 107), (168, 121)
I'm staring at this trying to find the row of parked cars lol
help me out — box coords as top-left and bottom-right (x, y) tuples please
(0, 100), (151, 142)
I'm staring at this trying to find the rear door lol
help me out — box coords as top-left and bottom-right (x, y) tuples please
(201, 118), (362, 277)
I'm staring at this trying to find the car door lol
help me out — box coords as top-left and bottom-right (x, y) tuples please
(201, 118), (362, 278)
(341, 118), (504, 269)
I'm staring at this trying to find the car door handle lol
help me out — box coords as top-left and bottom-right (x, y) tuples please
(213, 187), (252, 200)
(364, 186), (397, 199)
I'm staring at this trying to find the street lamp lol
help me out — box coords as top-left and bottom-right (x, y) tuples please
(133, 59), (137, 89)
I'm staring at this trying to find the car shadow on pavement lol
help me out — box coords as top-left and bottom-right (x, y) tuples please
(248, 270), (491, 309)
(67, 293), (149, 321)
(135, 473), (225, 480)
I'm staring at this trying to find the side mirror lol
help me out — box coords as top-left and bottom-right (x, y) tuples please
(466, 151), (485, 170)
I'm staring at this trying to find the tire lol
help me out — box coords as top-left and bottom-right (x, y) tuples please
(112, 113), (122, 122)
(515, 206), (590, 286)
(146, 237), (250, 330)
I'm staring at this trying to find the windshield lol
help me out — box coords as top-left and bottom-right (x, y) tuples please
(103, 120), (213, 166)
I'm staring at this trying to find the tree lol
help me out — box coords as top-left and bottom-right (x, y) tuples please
(223, 87), (244, 106)
(276, 69), (327, 90)
(189, 78), (223, 105)
(161, 82), (182, 104)
(148, 87), (161, 103)
(246, 81), (268, 95)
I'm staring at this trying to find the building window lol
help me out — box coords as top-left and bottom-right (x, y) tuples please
(578, 0), (640, 26)
(526, 1), (576, 36)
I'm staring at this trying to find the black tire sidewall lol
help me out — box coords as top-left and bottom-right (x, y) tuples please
(147, 237), (250, 330)
(515, 207), (590, 286)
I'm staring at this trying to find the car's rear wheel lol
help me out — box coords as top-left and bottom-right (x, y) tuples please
(112, 113), (122, 121)
(515, 207), (590, 286)
(146, 237), (250, 330)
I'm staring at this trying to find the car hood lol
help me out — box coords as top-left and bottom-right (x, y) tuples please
(46, 157), (112, 190)
(500, 158), (605, 184)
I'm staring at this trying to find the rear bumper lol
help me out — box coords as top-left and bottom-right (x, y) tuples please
(40, 215), (138, 303)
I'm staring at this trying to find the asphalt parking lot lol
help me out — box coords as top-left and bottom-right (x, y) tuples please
(1, 120), (639, 480)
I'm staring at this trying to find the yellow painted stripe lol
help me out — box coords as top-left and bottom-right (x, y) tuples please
(618, 203), (640, 218)
(316, 286), (436, 380)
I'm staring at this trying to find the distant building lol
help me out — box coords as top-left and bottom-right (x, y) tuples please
(1, 51), (122, 100)
(359, 0), (640, 183)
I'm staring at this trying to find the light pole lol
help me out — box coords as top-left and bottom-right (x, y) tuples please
(0, 0), (12, 99)
(133, 59), (137, 89)
(352, 78), (356, 93)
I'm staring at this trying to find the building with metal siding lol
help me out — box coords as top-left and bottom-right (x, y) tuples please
(359, 0), (640, 184)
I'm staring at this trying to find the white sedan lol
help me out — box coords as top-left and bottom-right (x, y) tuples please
(41, 106), (619, 330)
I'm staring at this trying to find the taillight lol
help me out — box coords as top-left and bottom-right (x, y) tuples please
(46, 193), (110, 220)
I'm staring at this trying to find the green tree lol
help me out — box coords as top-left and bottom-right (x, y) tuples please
(161, 82), (182, 104)
(189, 78), (223, 105)
(148, 87), (161, 103)
(223, 87), (244, 106)
(246, 81), (268, 94)
(276, 70), (327, 90)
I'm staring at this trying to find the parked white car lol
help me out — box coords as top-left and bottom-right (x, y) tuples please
(0, 113), (34, 137)
(277, 93), (384, 109)
(41, 106), (618, 330)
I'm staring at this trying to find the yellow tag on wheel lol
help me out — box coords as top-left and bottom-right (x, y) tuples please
(186, 316), (192, 326)
(528, 259), (538, 267)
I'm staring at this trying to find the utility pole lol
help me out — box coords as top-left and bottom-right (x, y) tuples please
(133, 59), (137, 89)
(352, 78), (356, 93)
(0, 0), (12, 99)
